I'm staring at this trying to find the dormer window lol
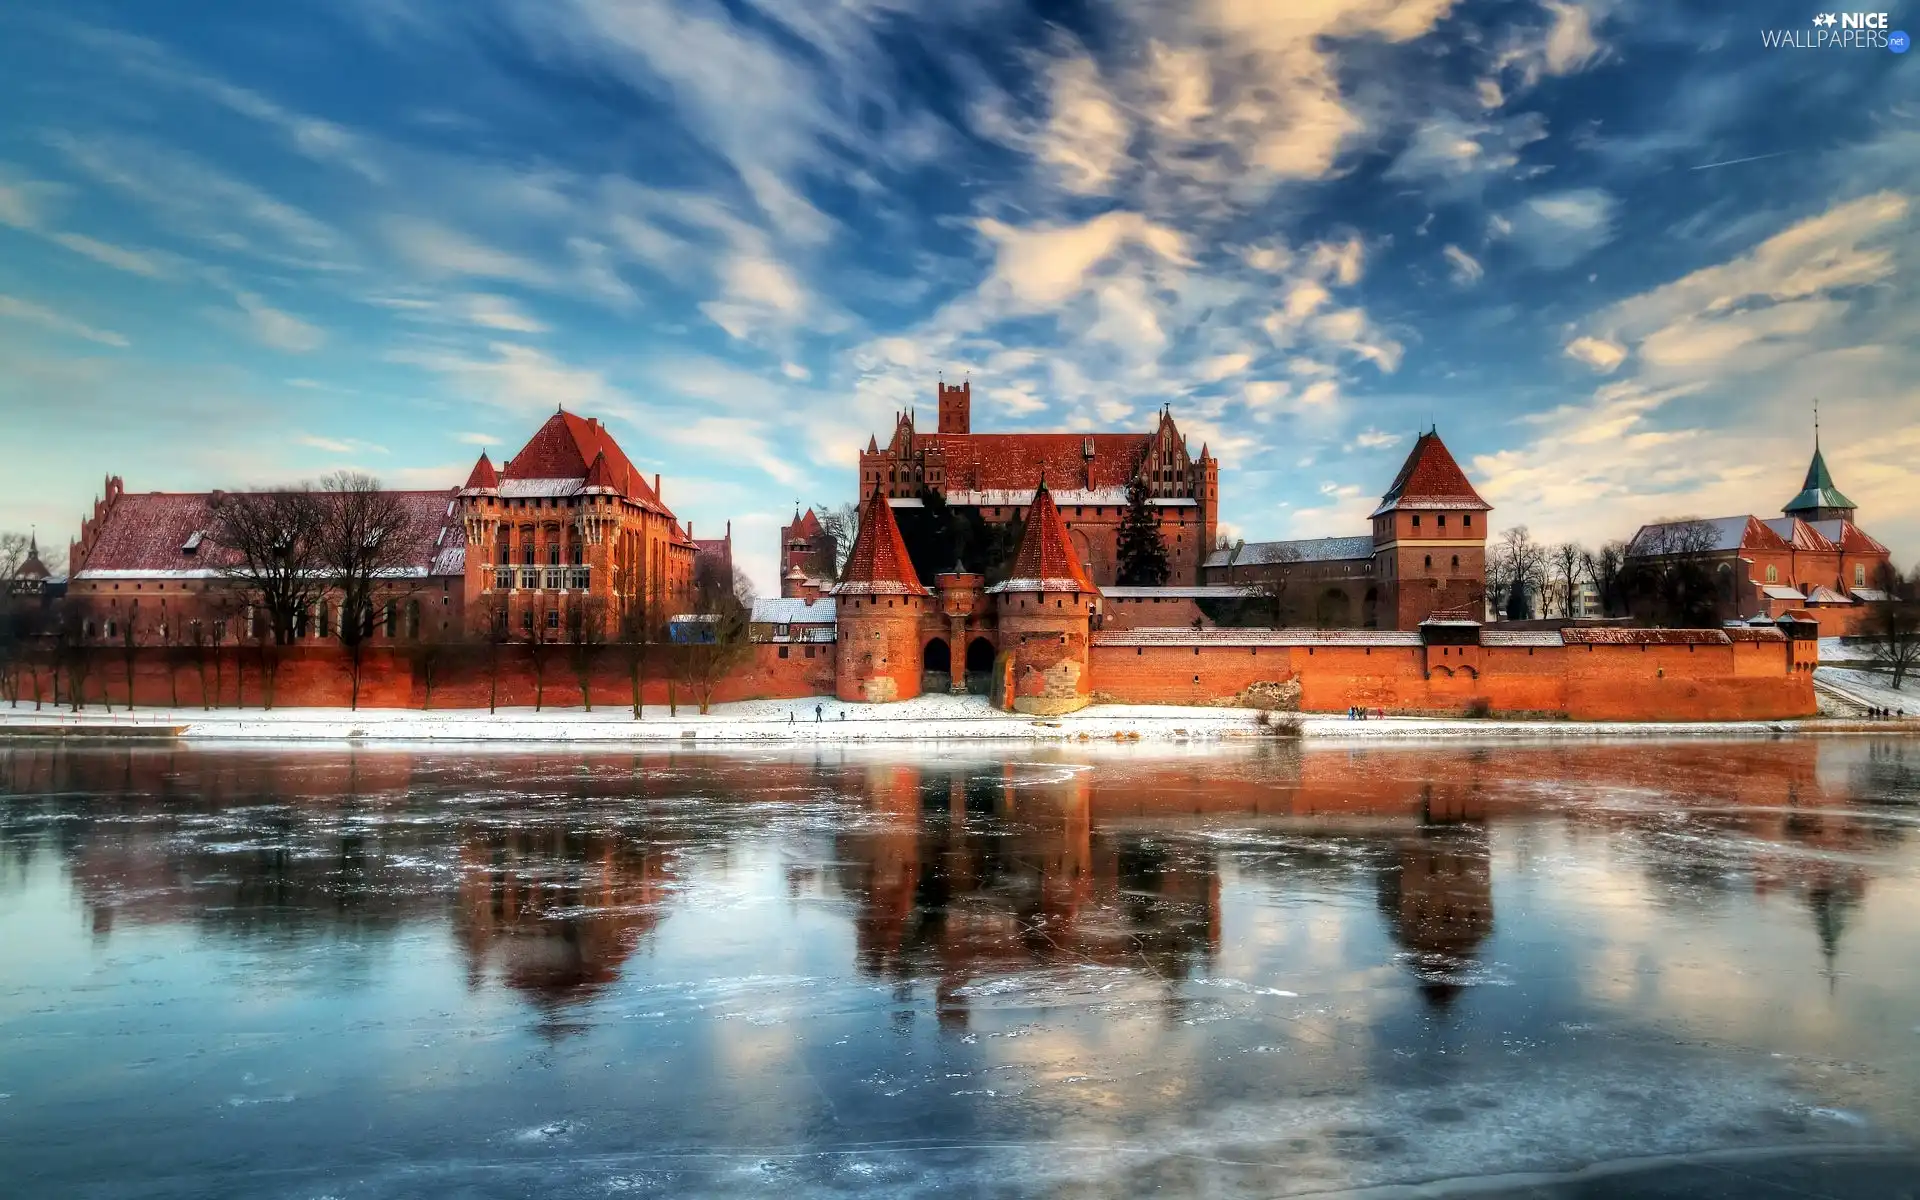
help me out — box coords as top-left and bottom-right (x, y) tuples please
(181, 530), (204, 555)
(1082, 437), (1095, 460)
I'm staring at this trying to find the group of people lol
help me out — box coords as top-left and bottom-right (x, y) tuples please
(1345, 706), (1382, 720)
(1864, 706), (1905, 719)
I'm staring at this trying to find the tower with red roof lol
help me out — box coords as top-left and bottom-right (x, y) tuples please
(1368, 428), (1492, 629)
(986, 478), (1102, 714)
(831, 485), (932, 702)
(458, 408), (703, 639)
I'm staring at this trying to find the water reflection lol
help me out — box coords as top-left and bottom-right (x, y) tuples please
(3, 738), (1920, 1197)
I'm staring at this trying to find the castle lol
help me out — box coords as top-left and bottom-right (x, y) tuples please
(62, 409), (725, 647)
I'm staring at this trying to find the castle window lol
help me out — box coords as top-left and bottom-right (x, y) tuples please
(1452, 555), (1459, 569)
(547, 609), (559, 629)
(1856, 564), (1867, 587)
(319, 602), (332, 639)
(383, 602), (397, 636)
(1424, 555), (1431, 569)
(568, 567), (589, 590)
(1412, 515), (1421, 529)
(1463, 515), (1472, 529)
(778, 645), (789, 659)
(546, 542), (561, 567)
(495, 567), (512, 590)
(521, 610), (534, 633)
(1766, 565), (1778, 583)
(520, 567), (539, 590)
(406, 600), (420, 639)
(522, 542), (535, 566)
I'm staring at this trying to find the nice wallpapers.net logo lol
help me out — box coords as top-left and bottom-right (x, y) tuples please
(1762, 11), (1910, 49)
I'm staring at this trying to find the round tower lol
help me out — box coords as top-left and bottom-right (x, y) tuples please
(989, 480), (1101, 715)
(832, 487), (932, 703)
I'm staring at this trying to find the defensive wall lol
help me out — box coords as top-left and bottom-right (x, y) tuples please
(2, 619), (1817, 722)
(1087, 625), (1816, 721)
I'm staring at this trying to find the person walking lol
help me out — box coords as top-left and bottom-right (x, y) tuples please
(815, 704), (823, 722)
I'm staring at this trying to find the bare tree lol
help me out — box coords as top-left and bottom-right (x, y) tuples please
(1583, 541), (1629, 617)
(564, 593), (608, 711)
(614, 562), (663, 720)
(208, 489), (326, 647)
(680, 563), (753, 715)
(527, 608), (557, 711)
(1621, 519), (1723, 628)
(814, 502), (860, 580)
(188, 618), (214, 709)
(1865, 563), (1919, 691)
(476, 592), (512, 714)
(55, 606), (96, 712)
(1489, 526), (1548, 621)
(1550, 542), (1587, 618)
(158, 602), (185, 709)
(118, 604), (142, 710)
(408, 615), (456, 710)
(312, 473), (422, 710)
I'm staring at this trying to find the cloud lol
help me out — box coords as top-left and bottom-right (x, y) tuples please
(661, 416), (800, 486)
(1443, 244), (1484, 286)
(0, 294), (128, 347)
(1493, 188), (1618, 268)
(233, 292), (325, 353)
(383, 216), (555, 286)
(455, 431), (501, 446)
(1384, 110), (1548, 197)
(974, 212), (1190, 310)
(461, 293), (548, 333)
(1565, 335), (1626, 373)
(1040, 54), (1132, 195)
(297, 433), (386, 455)
(391, 341), (634, 419)
(1352, 428), (1403, 450)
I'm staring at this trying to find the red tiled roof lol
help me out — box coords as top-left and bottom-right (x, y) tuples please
(834, 487), (929, 597)
(1761, 517), (1835, 553)
(788, 508), (824, 538)
(502, 410), (668, 512)
(990, 482), (1098, 594)
(582, 451), (618, 493)
(462, 453), (498, 492)
(73, 489), (462, 577)
(1371, 430), (1490, 516)
(1724, 626), (1787, 643)
(916, 433), (1152, 492)
(1560, 628), (1729, 645)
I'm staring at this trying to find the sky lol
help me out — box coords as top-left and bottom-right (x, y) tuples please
(0, 0), (1915, 592)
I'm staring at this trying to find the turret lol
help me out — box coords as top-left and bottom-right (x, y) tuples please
(987, 479), (1100, 714)
(832, 487), (931, 703)
(1369, 428), (1491, 629)
(938, 378), (971, 435)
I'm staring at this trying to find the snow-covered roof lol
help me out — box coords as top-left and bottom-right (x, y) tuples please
(1762, 585), (1806, 600)
(1103, 585), (1258, 599)
(1094, 628), (1423, 647)
(1203, 535), (1375, 569)
(751, 596), (837, 624)
(498, 478), (587, 498)
(1481, 630), (1563, 647)
(1850, 587), (1890, 603)
(1804, 584), (1852, 604)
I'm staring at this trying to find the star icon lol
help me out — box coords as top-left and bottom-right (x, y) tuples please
(1813, 12), (1837, 26)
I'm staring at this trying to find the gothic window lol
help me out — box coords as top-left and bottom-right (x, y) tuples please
(521, 541), (535, 566)
(1452, 555), (1459, 569)
(1856, 564), (1867, 587)
(319, 602), (332, 638)
(521, 610), (534, 633)
(546, 541), (561, 567)
(384, 601), (397, 636)
(570, 542), (583, 567)
(406, 600), (420, 639)
(1424, 555), (1432, 569)
(1766, 565), (1778, 583)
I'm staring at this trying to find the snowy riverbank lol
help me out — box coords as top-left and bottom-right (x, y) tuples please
(0, 691), (1905, 744)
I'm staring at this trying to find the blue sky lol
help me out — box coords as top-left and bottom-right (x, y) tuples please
(0, 0), (1914, 590)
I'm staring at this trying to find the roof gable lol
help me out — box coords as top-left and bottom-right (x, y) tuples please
(501, 410), (668, 513)
(989, 482), (1098, 594)
(1371, 430), (1489, 516)
(834, 488), (929, 596)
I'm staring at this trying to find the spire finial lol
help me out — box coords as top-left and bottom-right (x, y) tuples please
(1813, 396), (1820, 451)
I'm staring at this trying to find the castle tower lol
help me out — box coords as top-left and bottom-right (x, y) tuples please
(1196, 442), (1219, 575)
(1781, 435), (1857, 524)
(780, 506), (831, 597)
(832, 487), (932, 703)
(938, 378), (970, 435)
(1369, 429), (1491, 629)
(987, 479), (1101, 715)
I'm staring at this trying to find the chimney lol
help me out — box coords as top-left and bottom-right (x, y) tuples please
(688, 521), (694, 540)
(654, 473), (661, 500)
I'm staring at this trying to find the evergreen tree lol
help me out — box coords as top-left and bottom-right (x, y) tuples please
(1116, 476), (1171, 586)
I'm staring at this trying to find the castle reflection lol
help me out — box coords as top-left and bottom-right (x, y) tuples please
(0, 738), (1911, 1019)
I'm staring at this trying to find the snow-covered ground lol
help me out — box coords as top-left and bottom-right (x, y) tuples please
(1815, 665), (1919, 717)
(0, 691), (1867, 743)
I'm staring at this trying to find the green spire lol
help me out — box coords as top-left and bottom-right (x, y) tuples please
(1782, 445), (1855, 515)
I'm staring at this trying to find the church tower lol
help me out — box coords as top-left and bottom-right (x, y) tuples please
(832, 487), (932, 703)
(1370, 429), (1492, 629)
(937, 378), (971, 435)
(1781, 426), (1858, 524)
(988, 479), (1100, 715)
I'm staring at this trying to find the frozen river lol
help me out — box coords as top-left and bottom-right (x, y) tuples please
(3, 737), (1919, 1197)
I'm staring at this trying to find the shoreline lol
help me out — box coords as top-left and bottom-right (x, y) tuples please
(0, 697), (1908, 744)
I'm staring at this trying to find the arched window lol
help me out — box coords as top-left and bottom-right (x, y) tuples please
(1424, 555), (1432, 569)
(406, 600), (420, 639)
(1855, 564), (1867, 587)
(1766, 565), (1778, 583)
(1451, 555), (1459, 569)
(383, 601), (397, 636)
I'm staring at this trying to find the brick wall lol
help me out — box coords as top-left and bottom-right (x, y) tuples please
(1088, 638), (1813, 720)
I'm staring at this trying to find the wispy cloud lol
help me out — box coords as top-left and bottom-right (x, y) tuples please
(0, 294), (129, 347)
